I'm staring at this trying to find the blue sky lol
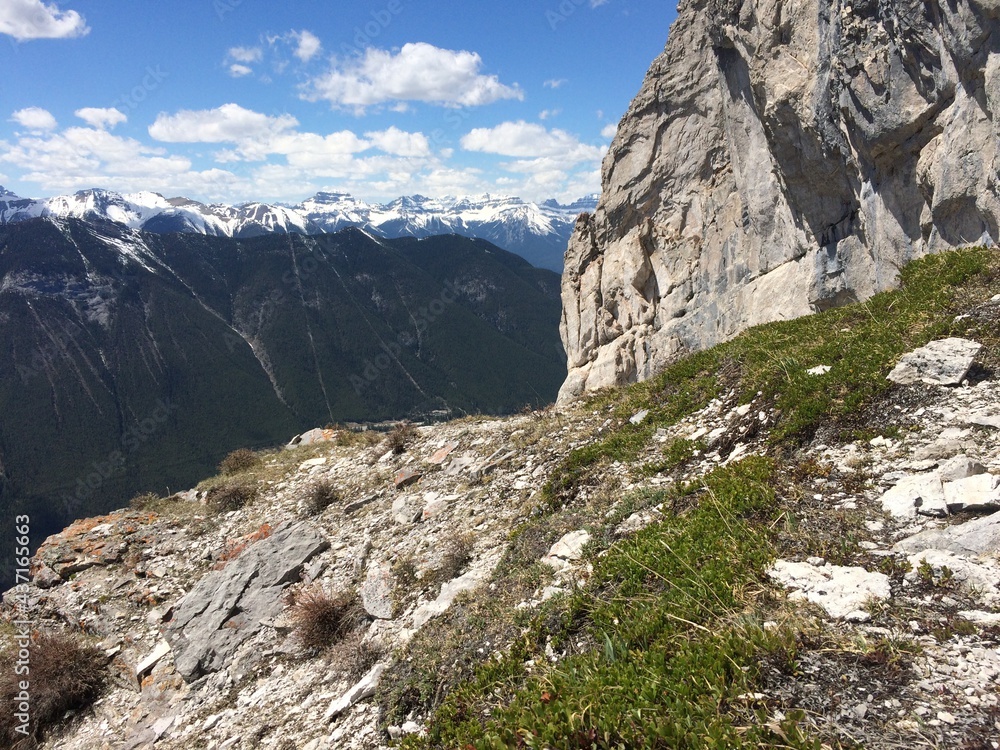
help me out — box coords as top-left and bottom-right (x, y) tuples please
(0, 0), (676, 204)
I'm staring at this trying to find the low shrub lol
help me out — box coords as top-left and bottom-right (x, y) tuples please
(287, 586), (367, 653)
(431, 532), (475, 584)
(0, 631), (106, 747)
(327, 629), (384, 680)
(304, 479), (340, 515)
(386, 422), (418, 455)
(218, 448), (260, 476)
(206, 477), (258, 513)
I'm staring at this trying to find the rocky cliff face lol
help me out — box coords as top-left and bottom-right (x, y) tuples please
(560, 0), (1000, 400)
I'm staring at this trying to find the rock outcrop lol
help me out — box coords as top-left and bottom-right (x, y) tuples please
(560, 0), (1000, 400)
(164, 522), (329, 681)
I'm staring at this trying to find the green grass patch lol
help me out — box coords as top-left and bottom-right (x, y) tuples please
(640, 437), (706, 477)
(404, 458), (822, 749)
(542, 247), (998, 508)
(392, 247), (1000, 748)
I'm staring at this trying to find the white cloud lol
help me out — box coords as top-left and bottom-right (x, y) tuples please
(458, 121), (605, 203)
(236, 130), (372, 166)
(74, 107), (126, 130)
(227, 46), (262, 64)
(543, 78), (567, 89)
(149, 104), (298, 143)
(539, 109), (561, 121)
(364, 127), (430, 158)
(0, 0), (87, 41)
(601, 123), (618, 139)
(461, 121), (603, 163)
(0, 125), (243, 199)
(229, 64), (253, 78)
(10, 107), (57, 131)
(304, 42), (523, 111)
(292, 30), (321, 62)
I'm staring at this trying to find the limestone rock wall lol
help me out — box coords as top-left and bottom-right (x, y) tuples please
(560, 0), (1000, 400)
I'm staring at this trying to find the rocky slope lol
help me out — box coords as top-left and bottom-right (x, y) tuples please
(3, 248), (1000, 749)
(560, 0), (1000, 401)
(0, 218), (565, 589)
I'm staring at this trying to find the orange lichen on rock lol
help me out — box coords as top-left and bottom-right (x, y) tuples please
(213, 523), (275, 569)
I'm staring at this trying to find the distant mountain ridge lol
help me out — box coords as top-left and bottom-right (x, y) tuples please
(0, 187), (597, 271)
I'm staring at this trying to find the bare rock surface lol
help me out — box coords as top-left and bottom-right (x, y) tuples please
(886, 338), (983, 386)
(768, 560), (890, 621)
(560, 0), (1000, 401)
(165, 522), (329, 681)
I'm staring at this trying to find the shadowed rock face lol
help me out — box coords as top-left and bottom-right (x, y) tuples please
(560, 0), (1000, 401)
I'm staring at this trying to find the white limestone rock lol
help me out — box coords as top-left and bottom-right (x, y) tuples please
(886, 338), (982, 386)
(769, 560), (891, 620)
(558, 0), (1000, 402)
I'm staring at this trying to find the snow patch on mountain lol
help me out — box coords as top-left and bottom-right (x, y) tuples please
(0, 188), (598, 271)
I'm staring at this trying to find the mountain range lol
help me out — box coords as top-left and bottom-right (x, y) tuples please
(0, 217), (566, 586)
(0, 187), (597, 272)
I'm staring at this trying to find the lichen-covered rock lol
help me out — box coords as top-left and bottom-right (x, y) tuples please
(560, 0), (1000, 401)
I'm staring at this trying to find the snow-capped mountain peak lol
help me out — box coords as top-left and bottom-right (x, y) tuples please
(0, 188), (599, 271)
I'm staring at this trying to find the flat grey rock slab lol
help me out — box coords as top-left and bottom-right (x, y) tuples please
(361, 562), (396, 620)
(165, 522), (329, 681)
(943, 473), (1000, 513)
(324, 663), (386, 720)
(541, 530), (592, 573)
(886, 338), (981, 386)
(893, 511), (1000, 557)
(937, 454), (986, 483)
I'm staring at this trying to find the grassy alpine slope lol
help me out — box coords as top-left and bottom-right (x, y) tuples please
(381, 246), (1000, 748)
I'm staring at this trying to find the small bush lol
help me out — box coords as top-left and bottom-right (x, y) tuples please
(218, 448), (260, 476)
(386, 421), (418, 455)
(0, 631), (106, 747)
(304, 479), (340, 515)
(392, 553), (421, 592)
(327, 629), (384, 679)
(128, 491), (160, 510)
(431, 532), (475, 584)
(288, 587), (367, 653)
(206, 478), (258, 513)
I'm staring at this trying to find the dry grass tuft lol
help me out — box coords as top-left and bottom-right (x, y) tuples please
(0, 631), (106, 747)
(287, 587), (367, 653)
(431, 532), (475, 584)
(304, 479), (340, 515)
(206, 477), (258, 513)
(218, 448), (260, 476)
